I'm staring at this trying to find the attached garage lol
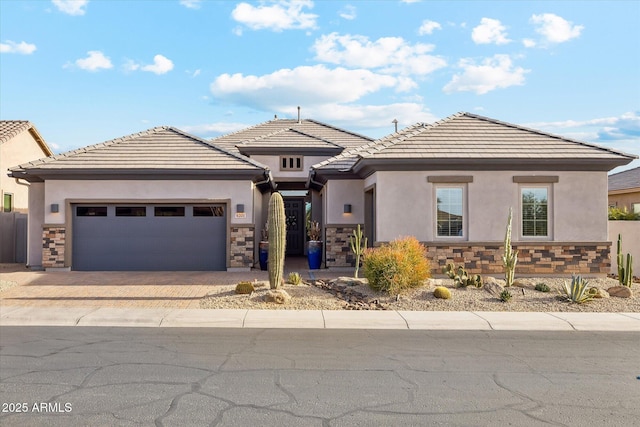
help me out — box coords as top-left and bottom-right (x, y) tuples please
(72, 203), (227, 271)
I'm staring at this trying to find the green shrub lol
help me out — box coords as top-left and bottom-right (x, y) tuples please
(235, 281), (255, 294)
(534, 282), (550, 292)
(433, 286), (451, 299)
(287, 272), (302, 285)
(499, 289), (512, 302)
(561, 275), (593, 304)
(608, 206), (640, 221)
(363, 236), (431, 294)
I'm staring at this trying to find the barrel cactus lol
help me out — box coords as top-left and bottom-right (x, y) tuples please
(268, 192), (286, 289)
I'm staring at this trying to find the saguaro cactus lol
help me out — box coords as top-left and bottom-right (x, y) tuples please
(268, 192), (286, 289)
(349, 224), (367, 278)
(502, 207), (518, 287)
(617, 234), (633, 287)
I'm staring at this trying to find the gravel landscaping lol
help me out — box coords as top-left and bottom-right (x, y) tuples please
(199, 276), (640, 312)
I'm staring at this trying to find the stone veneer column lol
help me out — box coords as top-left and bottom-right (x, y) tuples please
(42, 226), (66, 268)
(229, 226), (254, 268)
(325, 225), (360, 268)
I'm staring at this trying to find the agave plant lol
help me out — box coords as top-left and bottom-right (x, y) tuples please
(561, 275), (594, 304)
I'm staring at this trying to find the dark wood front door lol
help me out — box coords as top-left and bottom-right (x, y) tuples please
(284, 198), (305, 255)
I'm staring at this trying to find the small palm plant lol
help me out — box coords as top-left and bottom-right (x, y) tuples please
(561, 275), (594, 304)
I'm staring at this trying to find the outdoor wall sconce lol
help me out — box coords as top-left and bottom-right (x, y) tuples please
(344, 204), (352, 214)
(50, 203), (59, 213)
(236, 204), (245, 213)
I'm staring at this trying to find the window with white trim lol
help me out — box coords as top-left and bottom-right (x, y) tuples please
(436, 186), (464, 237)
(521, 187), (548, 237)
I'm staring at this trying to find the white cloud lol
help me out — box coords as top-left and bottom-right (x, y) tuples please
(339, 5), (356, 20)
(182, 122), (251, 136)
(52, 0), (88, 16)
(0, 40), (37, 54)
(231, 0), (317, 32)
(141, 55), (174, 74)
(531, 13), (583, 44)
(443, 54), (529, 94)
(125, 55), (174, 75)
(70, 50), (113, 71)
(312, 33), (446, 76)
(179, 0), (202, 9)
(522, 38), (536, 48)
(528, 112), (640, 141)
(471, 17), (510, 45)
(418, 20), (442, 35)
(210, 65), (401, 110)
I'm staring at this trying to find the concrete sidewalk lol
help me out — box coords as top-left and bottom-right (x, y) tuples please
(1, 306), (639, 331)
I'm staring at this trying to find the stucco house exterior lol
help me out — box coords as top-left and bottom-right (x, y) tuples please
(8, 118), (371, 271)
(311, 112), (636, 276)
(608, 166), (640, 213)
(1, 121), (53, 263)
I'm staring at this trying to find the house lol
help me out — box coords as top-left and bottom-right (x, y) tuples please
(608, 166), (640, 213)
(1, 121), (54, 262)
(311, 112), (636, 275)
(8, 118), (371, 271)
(9, 112), (635, 275)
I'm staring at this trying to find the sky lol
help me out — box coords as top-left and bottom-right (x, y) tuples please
(1, 0), (639, 173)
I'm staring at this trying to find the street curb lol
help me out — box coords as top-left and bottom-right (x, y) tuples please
(1, 306), (640, 331)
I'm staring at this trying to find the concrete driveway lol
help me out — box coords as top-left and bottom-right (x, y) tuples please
(0, 262), (337, 309)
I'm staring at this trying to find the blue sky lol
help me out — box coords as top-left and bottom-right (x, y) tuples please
(2, 0), (639, 172)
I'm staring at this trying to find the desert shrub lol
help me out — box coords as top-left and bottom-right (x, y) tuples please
(363, 236), (431, 294)
(534, 282), (550, 292)
(442, 263), (483, 288)
(235, 281), (255, 295)
(560, 275), (593, 304)
(433, 286), (451, 299)
(608, 207), (640, 220)
(499, 289), (512, 302)
(287, 272), (302, 285)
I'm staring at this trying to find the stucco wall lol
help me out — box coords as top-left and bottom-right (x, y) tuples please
(251, 155), (328, 180)
(324, 180), (364, 224)
(609, 221), (640, 274)
(372, 170), (609, 243)
(27, 182), (44, 267)
(43, 179), (256, 224)
(1, 130), (50, 212)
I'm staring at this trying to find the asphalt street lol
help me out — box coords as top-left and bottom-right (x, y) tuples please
(1, 327), (638, 426)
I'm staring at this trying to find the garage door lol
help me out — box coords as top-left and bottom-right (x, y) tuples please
(72, 204), (226, 271)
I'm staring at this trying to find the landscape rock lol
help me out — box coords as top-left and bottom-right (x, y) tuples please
(512, 279), (536, 289)
(264, 289), (292, 304)
(607, 286), (632, 298)
(590, 288), (610, 299)
(331, 277), (369, 287)
(426, 278), (443, 287)
(484, 280), (504, 298)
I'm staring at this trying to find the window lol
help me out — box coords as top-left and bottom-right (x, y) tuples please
(633, 203), (640, 214)
(436, 187), (464, 237)
(76, 206), (107, 217)
(3, 193), (13, 213)
(154, 206), (185, 217)
(280, 156), (303, 171)
(193, 206), (224, 217)
(521, 187), (548, 237)
(116, 206), (146, 217)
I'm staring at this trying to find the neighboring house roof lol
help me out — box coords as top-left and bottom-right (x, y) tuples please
(0, 120), (54, 157)
(9, 126), (270, 183)
(235, 128), (344, 155)
(608, 166), (640, 192)
(211, 118), (373, 154)
(313, 112), (637, 176)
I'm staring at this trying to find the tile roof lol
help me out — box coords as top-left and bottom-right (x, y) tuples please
(0, 120), (54, 156)
(608, 166), (640, 191)
(237, 128), (343, 151)
(10, 126), (267, 174)
(211, 118), (372, 153)
(313, 112), (637, 171)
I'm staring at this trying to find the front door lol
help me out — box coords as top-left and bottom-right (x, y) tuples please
(284, 198), (305, 255)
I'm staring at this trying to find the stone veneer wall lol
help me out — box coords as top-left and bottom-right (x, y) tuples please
(325, 226), (360, 268)
(229, 226), (254, 268)
(42, 226), (66, 268)
(325, 231), (611, 275)
(426, 243), (611, 275)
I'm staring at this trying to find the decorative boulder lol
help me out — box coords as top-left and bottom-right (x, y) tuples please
(590, 288), (610, 299)
(607, 286), (633, 298)
(265, 289), (292, 304)
(512, 279), (536, 289)
(484, 279), (504, 298)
